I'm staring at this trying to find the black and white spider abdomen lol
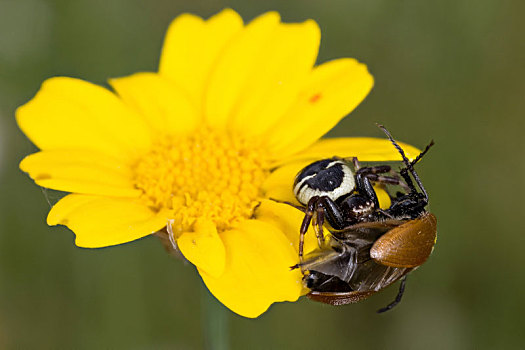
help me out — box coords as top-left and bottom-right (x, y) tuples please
(293, 159), (355, 205)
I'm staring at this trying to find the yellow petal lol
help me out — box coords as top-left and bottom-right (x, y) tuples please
(255, 199), (318, 256)
(16, 77), (151, 159)
(204, 12), (281, 128)
(48, 194), (169, 248)
(264, 58), (374, 158)
(177, 218), (226, 278)
(159, 9), (243, 110)
(20, 150), (140, 197)
(274, 137), (422, 167)
(228, 20), (320, 136)
(375, 185), (391, 209)
(109, 73), (198, 135)
(199, 219), (303, 318)
(262, 160), (311, 203)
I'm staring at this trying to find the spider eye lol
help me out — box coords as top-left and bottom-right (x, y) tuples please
(293, 159), (355, 205)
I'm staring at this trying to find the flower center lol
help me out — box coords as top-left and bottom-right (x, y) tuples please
(133, 129), (269, 234)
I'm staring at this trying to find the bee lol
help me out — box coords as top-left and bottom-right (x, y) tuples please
(292, 125), (436, 312)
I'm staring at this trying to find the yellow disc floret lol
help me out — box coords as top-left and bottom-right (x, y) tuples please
(133, 129), (269, 235)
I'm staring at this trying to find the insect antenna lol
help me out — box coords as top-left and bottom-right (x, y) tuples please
(376, 124), (429, 202)
(410, 140), (434, 167)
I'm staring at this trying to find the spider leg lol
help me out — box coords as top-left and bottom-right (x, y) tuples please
(365, 174), (411, 192)
(299, 196), (318, 263)
(269, 198), (306, 212)
(352, 157), (361, 170)
(314, 202), (326, 248)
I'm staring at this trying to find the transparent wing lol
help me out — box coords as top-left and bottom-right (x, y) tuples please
(304, 218), (410, 292)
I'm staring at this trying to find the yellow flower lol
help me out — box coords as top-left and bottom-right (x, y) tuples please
(16, 9), (419, 318)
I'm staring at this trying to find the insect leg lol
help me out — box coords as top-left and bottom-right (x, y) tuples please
(376, 276), (408, 313)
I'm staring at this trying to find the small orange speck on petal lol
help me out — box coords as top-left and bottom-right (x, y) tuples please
(35, 173), (52, 180)
(309, 93), (322, 103)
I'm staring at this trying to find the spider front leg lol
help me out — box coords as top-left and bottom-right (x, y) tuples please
(299, 196), (317, 263)
(369, 175), (411, 192)
(354, 166), (392, 209)
(298, 195), (346, 262)
(312, 203), (326, 247)
(351, 158), (410, 192)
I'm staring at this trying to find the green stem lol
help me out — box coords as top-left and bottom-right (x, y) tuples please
(201, 285), (230, 350)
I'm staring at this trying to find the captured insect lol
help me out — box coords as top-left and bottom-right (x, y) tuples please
(291, 125), (436, 312)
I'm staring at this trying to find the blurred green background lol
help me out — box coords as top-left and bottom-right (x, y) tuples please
(1, 0), (524, 348)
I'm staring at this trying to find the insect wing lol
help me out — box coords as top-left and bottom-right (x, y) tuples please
(334, 219), (407, 243)
(304, 219), (411, 305)
(306, 262), (411, 306)
(350, 259), (411, 292)
(303, 220), (402, 283)
(370, 212), (437, 268)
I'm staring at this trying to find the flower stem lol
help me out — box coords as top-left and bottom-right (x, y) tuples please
(201, 285), (230, 350)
